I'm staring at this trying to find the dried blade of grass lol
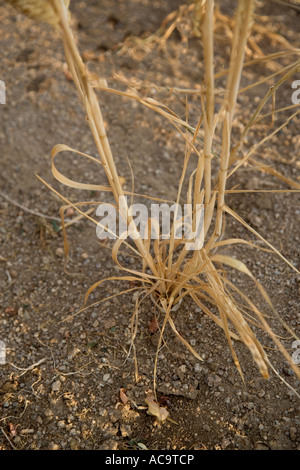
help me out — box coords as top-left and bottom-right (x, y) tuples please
(84, 276), (151, 306)
(48, 0), (160, 280)
(36, 175), (100, 227)
(215, 0), (256, 242)
(203, 191), (216, 238)
(189, 291), (240, 340)
(227, 109), (300, 184)
(37, 174), (149, 267)
(165, 253), (212, 304)
(167, 314), (203, 361)
(224, 204), (300, 275)
(94, 81), (212, 156)
(203, 266), (248, 380)
(52, 142), (180, 204)
(212, 254), (275, 317)
(239, 59), (300, 95)
(214, 110), (230, 239)
(253, 17), (299, 48)
(248, 158), (300, 190)
(219, 301), (246, 381)
(224, 189), (300, 194)
(0, 188), (65, 223)
(51, 144), (109, 193)
(111, 237), (157, 281)
(61, 286), (143, 323)
(142, 218), (152, 275)
(222, 277), (300, 379)
(252, 103), (300, 125)
(168, 170), (201, 276)
(267, 362), (300, 400)
(40, 167), (168, 267)
(213, 238), (273, 253)
(59, 202), (101, 259)
(219, 294), (269, 378)
(152, 238), (167, 296)
(201, 0), (215, 208)
(199, 253), (270, 378)
(227, 300), (270, 378)
(110, 236), (181, 295)
(173, 50), (300, 88)
(225, 0), (256, 117)
(0, 426), (17, 451)
(61, 206), (96, 230)
(168, 115), (204, 271)
(48, 2), (119, 189)
(52, 148), (182, 207)
(211, 254), (254, 278)
(223, 275), (298, 341)
(230, 62), (300, 165)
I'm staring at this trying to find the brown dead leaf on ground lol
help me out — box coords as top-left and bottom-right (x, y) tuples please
(148, 316), (159, 334)
(145, 395), (169, 423)
(119, 387), (128, 405)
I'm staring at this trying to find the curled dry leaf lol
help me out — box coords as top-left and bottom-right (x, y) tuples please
(145, 395), (169, 423)
(5, 307), (18, 315)
(148, 316), (159, 334)
(8, 422), (17, 437)
(137, 442), (148, 450)
(119, 387), (128, 405)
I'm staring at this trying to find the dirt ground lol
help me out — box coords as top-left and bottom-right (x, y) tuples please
(0, 0), (299, 451)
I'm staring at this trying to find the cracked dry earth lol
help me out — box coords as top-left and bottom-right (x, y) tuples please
(0, 0), (300, 451)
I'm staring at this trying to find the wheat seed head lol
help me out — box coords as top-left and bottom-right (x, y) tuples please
(5, 0), (70, 26)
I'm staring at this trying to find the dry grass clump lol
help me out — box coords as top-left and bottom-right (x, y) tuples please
(6, 0), (300, 395)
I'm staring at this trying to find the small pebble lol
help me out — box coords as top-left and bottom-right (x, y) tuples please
(52, 380), (61, 392)
(70, 438), (80, 450)
(50, 443), (60, 450)
(55, 247), (64, 256)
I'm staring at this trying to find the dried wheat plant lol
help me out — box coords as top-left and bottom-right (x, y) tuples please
(6, 0), (300, 397)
